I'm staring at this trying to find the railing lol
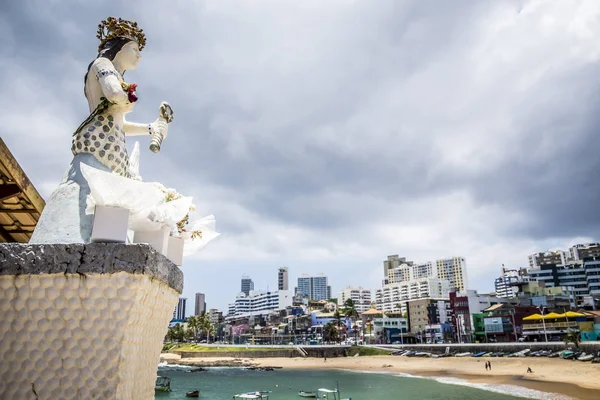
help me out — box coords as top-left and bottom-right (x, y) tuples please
(522, 321), (578, 330)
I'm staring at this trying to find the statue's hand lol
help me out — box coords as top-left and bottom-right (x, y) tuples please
(150, 119), (168, 139)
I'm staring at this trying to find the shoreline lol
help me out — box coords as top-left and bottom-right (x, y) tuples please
(160, 353), (600, 399)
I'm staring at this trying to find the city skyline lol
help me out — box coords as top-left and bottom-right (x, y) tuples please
(4, 2), (599, 313)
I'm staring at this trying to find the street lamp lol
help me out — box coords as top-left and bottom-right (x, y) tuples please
(537, 306), (548, 342)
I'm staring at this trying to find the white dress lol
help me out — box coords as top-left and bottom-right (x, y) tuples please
(71, 58), (131, 177)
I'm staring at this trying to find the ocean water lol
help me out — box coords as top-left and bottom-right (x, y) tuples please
(154, 365), (568, 400)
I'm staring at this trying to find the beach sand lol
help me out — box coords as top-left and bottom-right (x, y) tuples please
(161, 353), (600, 399)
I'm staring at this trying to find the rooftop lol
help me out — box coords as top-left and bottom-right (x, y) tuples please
(0, 138), (45, 243)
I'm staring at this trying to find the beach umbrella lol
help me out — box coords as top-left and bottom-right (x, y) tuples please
(522, 313), (544, 321)
(543, 312), (562, 319)
(563, 311), (586, 318)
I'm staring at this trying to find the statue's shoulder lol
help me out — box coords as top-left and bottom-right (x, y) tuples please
(90, 58), (119, 81)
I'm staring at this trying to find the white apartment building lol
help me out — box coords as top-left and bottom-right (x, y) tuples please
(435, 257), (468, 292)
(383, 255), (468, 292)
(527, 243), (600, 306)
(337, 286), (372, 313)
(528, 250), (568, 269)
(494, 267), (530, 298)
(375, 278), (450, 312)
(227, 290), (293, 318)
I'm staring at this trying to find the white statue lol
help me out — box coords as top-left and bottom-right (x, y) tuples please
(71, 17), (167, 178)
(31, 18), (218, 256)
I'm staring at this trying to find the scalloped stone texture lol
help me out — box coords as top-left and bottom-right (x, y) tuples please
(0, 272), (178, 399)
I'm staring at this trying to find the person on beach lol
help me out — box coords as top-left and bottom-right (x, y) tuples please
(485, 361), (489, 371)
(527, 367), (533, 373)
(488, 361), (492, 370)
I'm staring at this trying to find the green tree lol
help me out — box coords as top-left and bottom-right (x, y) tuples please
(564, 329), (580, 349)
(184, 325), (196, 341)
(323, 321), (339, 343)
(343, 299), (360, 344)
(167, 323), (184, 342)
(197, 312), (213, 342)
(186, 315), (201, 342)
(333, 309), (343, 343)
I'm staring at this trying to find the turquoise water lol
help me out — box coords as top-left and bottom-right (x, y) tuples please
(154, 366), (535, 400)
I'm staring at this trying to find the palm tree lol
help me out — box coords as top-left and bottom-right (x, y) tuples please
(333, 309), (343, 343)
(167, 323), (184, 342)
(323, 322), (339, 343)
(186, 315), (201, 342)
(343, 299), (360, 344)
(197, 312), (212, 342)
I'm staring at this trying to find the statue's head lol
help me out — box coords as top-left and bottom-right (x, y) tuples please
(96, 17), (145, 70)
(99, 39), (142, 71)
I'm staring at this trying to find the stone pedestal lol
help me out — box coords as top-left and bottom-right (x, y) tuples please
(0, 243), (183, 400)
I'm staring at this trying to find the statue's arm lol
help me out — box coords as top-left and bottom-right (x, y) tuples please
(122, 120), (153, 137)
(91, 59), (167, 137)
(92, 58), (129, 105)
(123, 118), (167, 137)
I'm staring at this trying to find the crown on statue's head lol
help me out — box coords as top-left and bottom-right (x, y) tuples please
(96, 17), (146, 53)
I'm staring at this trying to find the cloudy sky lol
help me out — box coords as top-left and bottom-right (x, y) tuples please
(2, 0), (599, 313)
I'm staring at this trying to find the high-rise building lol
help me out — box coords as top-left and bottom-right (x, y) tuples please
(435, 257), (468, 292)
(278, 267), (289, 291)
(227, 290), (293, 318)
(528, 250), (568, 269)
(241, 275), (254, 295)
(494, 267), (530, 298)
(296, 274), (331, 301)
(337, 286), (372, 313)
(375, 278), (450, 312)
(208, 309), (224, 325)
(195, 293), (206, 315)
(527, 243), (600, 307)
(383, 255), (413, 284)
(382, 255), (468, 292)
(173, 297), (187, 321)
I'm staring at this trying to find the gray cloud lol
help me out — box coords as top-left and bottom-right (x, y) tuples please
(2, 0), (599, 310)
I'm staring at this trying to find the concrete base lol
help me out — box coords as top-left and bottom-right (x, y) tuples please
(0, 243), (183, 400)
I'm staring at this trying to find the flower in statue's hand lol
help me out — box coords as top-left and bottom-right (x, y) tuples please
(127, 83), (138, 103)
(121, 82), (138, 103)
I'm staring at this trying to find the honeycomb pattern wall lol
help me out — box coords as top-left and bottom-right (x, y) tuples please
(0, 272), (179, 400)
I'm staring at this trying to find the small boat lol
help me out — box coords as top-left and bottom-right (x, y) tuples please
(508, 349), (530, 357)
(186, 390), (200, 397)
(455, 352), (471, 357)
(472, 351), (486, 357)
(154, 376), (171, 392)
(560, 350), (574, 359)
(298, 390), (318, 398)
(578, 354), (594, 362)
(233, 391), (271, 399)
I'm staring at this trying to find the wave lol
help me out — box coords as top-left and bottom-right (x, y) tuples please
(342, 369), (574, 400)
(157, 363), (239, 371)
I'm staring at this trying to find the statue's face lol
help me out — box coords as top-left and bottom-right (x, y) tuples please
(117, 41), (142, 71)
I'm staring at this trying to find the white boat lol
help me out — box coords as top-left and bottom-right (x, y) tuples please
(298, 390), (318, 398)
(510, 349), (531, 357)
(578, 353), (594, 362)
(317, 388), (350, 400)
(233, 391), (271, 399)
(455, 352), (471, 357)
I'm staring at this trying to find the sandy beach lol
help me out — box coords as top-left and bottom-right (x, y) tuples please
(161, 353), (600, 399)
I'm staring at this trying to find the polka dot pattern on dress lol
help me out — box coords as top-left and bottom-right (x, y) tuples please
(72, 113), (130, 177)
